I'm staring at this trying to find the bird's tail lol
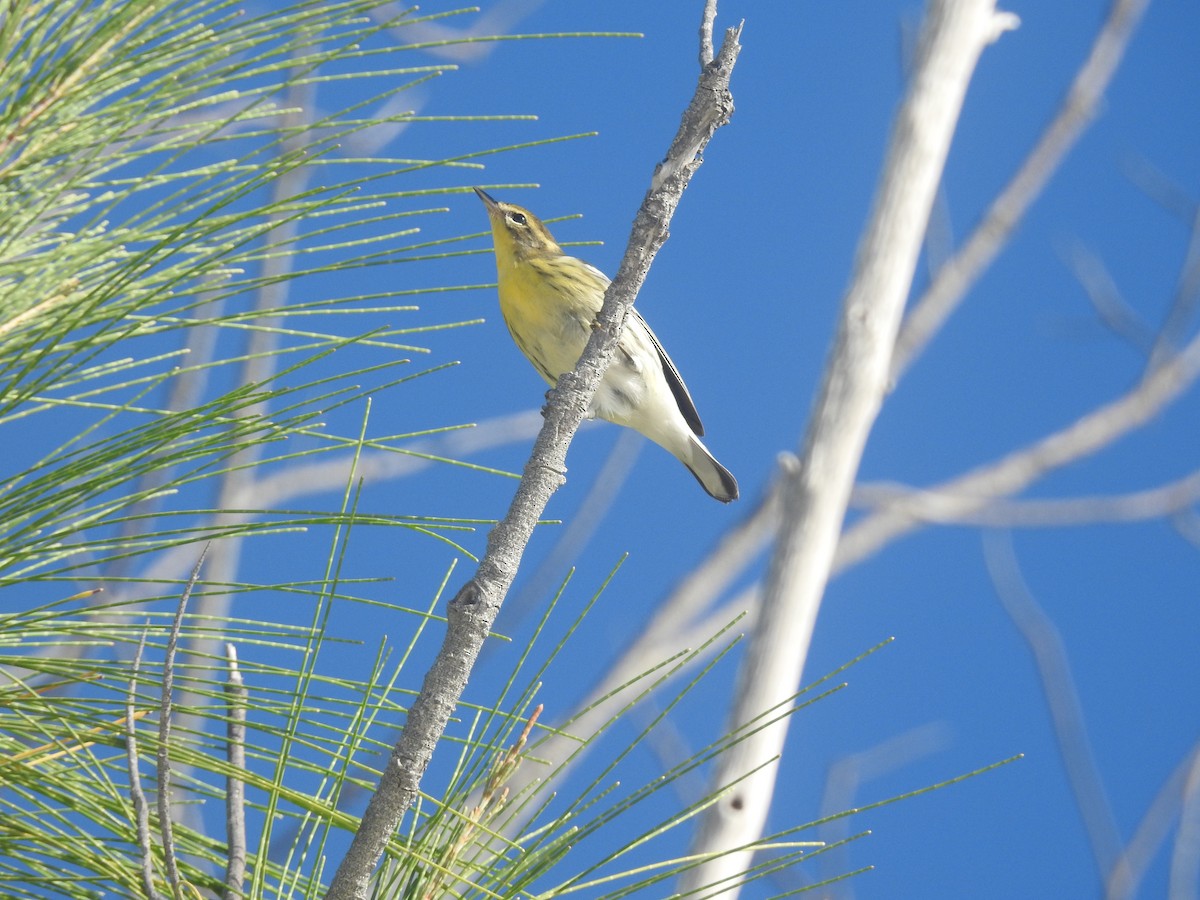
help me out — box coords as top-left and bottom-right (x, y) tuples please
(682, 435), (739, 503)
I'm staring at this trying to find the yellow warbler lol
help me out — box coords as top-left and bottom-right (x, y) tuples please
(475, 188), (738, 502)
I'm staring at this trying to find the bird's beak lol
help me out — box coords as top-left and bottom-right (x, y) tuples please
(473, 187), (499, 213)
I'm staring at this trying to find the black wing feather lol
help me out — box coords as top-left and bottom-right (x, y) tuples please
(634, 309), (705, 437)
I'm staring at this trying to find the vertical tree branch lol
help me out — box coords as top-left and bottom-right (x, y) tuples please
(680, 2), (1017, 894)
(223, 643), (247, 899)
(125, 632), (165, 900)
(158, 547), (208, 900)
(699, 0), (718, 67)
(200, 70), (317, 662)
(325, 8), (743, 898)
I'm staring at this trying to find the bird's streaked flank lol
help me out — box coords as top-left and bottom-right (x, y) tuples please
(475, 187), (738, 502)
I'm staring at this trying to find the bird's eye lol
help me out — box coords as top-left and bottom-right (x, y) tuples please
(509, 212), (527, 226)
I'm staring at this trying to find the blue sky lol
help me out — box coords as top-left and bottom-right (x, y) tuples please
(306, 1), (1200, 897)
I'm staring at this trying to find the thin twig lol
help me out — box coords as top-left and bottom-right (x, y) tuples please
(157, 546), (209, 900)
(837, 325), (1200, 572)
(101, 271), (228, 589)
(0, 277), (79, 341)
(1106, 740), (1200, 899)
(1123, 155), (1197, 226)
(983, 531), (1121, 879)
(0, 5), (157, 174)
(154, 74), (317, 835)
(104, 410), (546, 602)
(126, 631), (165, 900)
(325, 7), (743, 897)
(816, 723), (950, 894)
(890, 0), (1151, 382)
(851, 466), (1200, 527)
(1169, 754), (1200, 900)
(1061, 238), (1156, 354)
(1149, 193), (1200, 371)
(251, 410), (546, 507)
(223, 643), (247, 900)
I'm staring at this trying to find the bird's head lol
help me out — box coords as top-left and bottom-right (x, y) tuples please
(474, 187), (562, 262)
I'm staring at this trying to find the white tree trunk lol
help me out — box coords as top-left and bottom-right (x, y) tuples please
(679, 1), (1019, 893)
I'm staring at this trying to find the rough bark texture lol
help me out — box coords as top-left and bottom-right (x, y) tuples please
(325, 10), (742, 899)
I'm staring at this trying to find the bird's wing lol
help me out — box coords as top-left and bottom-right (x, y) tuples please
(633, 308), (705, 437)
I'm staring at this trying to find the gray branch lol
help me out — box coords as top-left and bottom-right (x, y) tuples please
(157, 546), (207, 900)
(890, 0), (1150, 383)
(324, 8), (743, 899)
(983, 532), (1121, 879)
(125, 632), (164, 900)
(838, 323), (1200, 572)
(680, 2), (1017, 893)
(1107, 741), (1200, 899)
(852, 467), (1200, 527)
(223, 643), (247, 899)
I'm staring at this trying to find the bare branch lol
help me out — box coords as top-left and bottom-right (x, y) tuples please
(1173, 509), (1200, 549)
(371, 0), (549, 65)
(1106, 741), (1200, 899)
(198, 71), (317, 648)
(1170, 754), (1200, 900)
(251, 410), (546, 507)
(1123, 155), (1197, 226)
(851, 467), (1200, 527)
(157, 547), (208, 900)
(817, 723), (950, 893)
(983, 531), (1121, 879)
(838, 327), (1200, 572)
(699, 0), (718, 67)
(223, 643), (247, 900)
(89, 410), (546, 613)
(126, 631), (165, 900)
(325, 10), (743, 898)
(681, 3), (1016, 892)
(1061, 238), (1156, 354)
(1149, 192), (1200, 371)
(891, 0), (1151, 382)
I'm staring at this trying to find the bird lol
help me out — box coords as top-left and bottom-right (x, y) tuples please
(474, 187), (738, 502)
